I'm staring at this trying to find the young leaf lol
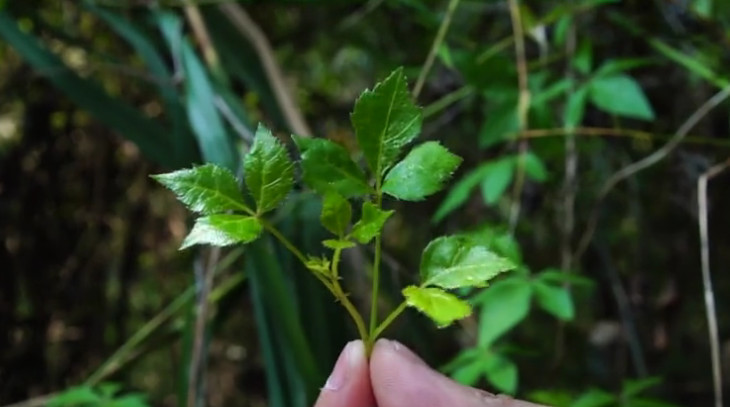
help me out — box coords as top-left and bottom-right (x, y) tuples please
(402, 285), (472, 328)
(293, 136), (371, 197)
(322, 239), (356, 250)
(152, 164), (250, 214)
(533, 280), (575, 321)
(320, 192), (352, 236)
(480, 157), (516, 205)
(244, 124), (294, 214)
(421, 235), (516, 289)
(382, 141), (462, 201)
(180, 215), (262, 249)
(350, 202), (394, 244)
(588, 74), (654, 120)
(473, 278), (533, 347)
(483, 353), (518, 394)
(305, 256), (331, 276)
(351, 67), (422, 177)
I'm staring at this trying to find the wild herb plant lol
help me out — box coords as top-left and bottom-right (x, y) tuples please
(153, 67), (516, 352)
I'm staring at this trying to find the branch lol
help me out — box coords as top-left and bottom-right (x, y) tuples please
(412, 0), (461, 98)
(698, 157), (730, 407)
(574, 85), (730, 262)
(219, 3), (312, 137)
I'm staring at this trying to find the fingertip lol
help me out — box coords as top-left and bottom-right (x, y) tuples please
(313, 340), (374, 407)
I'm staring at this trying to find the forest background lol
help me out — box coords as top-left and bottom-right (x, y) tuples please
(1, 0), (730, 406)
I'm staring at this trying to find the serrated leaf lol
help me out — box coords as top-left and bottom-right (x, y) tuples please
(180, 215), (262, 249)
(480, 157), (516, 205)
(570, 389), (616, 407)
(350, 202), (394, 244)
(320, 192), (352, 236)
(402, 285), (472, 328)
(473, 278), (533, 347)
(244, 124), (294, 214)
(589, 74), (654, 120)
(420, 235), (516, 289)
(523, 151), (548, 182)
(293, 136), (371, 197)
(382, 141), (462, 201)
(533, 280), (575, 320)
(305, 256), (331, 275)
(351, 67), (422, 177)
(322, 239), (356, 250)
(483, 353), (518, 394)
(152, 164), (250, 214)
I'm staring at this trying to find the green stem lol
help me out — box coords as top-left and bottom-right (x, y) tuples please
(412, 0), (462, 98)
(260, 218), (308, 265)
(372, 301), (407, 341)
(368, 193), (384, 350)
(331, 246), (369, 342)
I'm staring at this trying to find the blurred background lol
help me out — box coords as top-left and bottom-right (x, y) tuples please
(1, 0), (730, 406)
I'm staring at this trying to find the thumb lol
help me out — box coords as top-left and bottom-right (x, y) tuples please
(313, 340), (375, 407)
(370, 339), (546, 407)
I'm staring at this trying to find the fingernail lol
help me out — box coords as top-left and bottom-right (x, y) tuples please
(323, 340), (360, 391)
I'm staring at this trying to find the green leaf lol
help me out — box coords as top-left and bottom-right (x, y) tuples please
(573, 39), (593, 75)
(402, 285), (472, 328)
(382, 141), (462, 201)
(480, 157), (516, 205)
(48, 386), (100, 407)
(152, 164), (250, 214)
(588, 74), (654, 120)
(420, 235), (516, 289)
(483, 353), (518, 394)
(350, 202), (394, 244)
(479, 99), (519, 149)
(622, 377), (663, 398)
(593, 58), (654, 78)
(305, 256), (331, 276)
(320, 192), (352, 236)
(181, 215), (262, 249)
(322, 239), (356, 250)
(473, 278), (533, 347)
(565, 86), (589, 129)
(570, 389), (616, 407)
(244, 124), (295, 214)
(533, 280), (575, 321)
(432, 163), (494, 223)
(293, 136), (371, 197)
(523, 152), (548, 182)
(537, 269), (595, 287)
(451, 359), (485, 386)
(351, 67), (422, 177)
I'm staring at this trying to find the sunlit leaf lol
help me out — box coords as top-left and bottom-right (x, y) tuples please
(350, 202), (394, 244)
(293, 136), (371, 197)
(474, 277), (533, 347)
(383, 141), (462, 201)
(244, 124), (294, 214)
(152, 164), (250, 214)
(589, 74), (654, 120)
(402, 285), (472, 328)
(420, 235), (516, 289)
(351, 67), (422, 177)
(533, 280), (575, 320)
(320, 192), (352, 236)
(181, 215), (262, 249)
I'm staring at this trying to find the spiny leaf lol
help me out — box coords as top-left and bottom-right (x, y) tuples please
(402, 285), (472, 328)
(180, 214), (262, 249)
(293, 136), (371, 197)
(320, 192), (352, 236)
(152, 164), (250, 214)
(420, 235), (516, 289)
(244, 124), (294, 214)
(350, 202), (394, 244)
(382, 141), (462, 201)
(351, 67), (422, 177)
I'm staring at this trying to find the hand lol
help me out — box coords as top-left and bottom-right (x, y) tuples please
(314, 339), (546, 407)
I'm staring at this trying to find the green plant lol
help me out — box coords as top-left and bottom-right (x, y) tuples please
(48, 383), (149, 407)
(153, 67), (517, 353)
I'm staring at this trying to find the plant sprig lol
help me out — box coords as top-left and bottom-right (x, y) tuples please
(153, 67), (517, 353)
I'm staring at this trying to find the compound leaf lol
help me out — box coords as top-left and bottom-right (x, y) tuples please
(402, 285), (472, 328)
(320, 192), (352, 236)
(350, 202), (394, 244)
(152, 164), (250, 214)
(180, 214), (262, 249)
(293, 136), (371, 197)
(244, 124), (294, 214)
(420, 235), (516, 289)
(383, 141), (462, 201)
(351, 67), (422, 177)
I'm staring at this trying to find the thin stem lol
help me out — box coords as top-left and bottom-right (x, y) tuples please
(698, 158), (730, 407)
(260, 218), (308, 266)
(372, 301), (408, 341)
(368, 191), (385, 349)
(422, 86), (475, 119)
(413, 0), (462, 98)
